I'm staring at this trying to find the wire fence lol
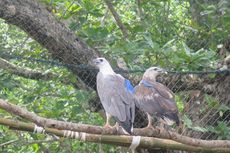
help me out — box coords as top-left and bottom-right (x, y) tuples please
(0, 1), (230, 152)
(1, 51), (229, 151)
(1, 52), (229, 75)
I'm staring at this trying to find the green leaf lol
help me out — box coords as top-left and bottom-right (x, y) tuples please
(143, 33), (154, 48)
(182, 115), (192, 128)
(204, 94), (219, 108)
(175, 94), (184, 112)
(32, 144), (39, 152)
(192, 126), (209, 132)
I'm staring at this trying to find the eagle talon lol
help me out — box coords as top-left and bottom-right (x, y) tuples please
(143, 125), (155, 130)
(102, 124), (113, 134)
(146, 125), (154, 129)
(103, 124), (112, 129)
(113, 122), (120, 132)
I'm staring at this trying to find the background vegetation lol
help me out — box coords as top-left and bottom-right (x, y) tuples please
(0, 0), (229, 152)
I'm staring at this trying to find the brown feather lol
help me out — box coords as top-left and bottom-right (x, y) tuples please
(134, 81), (179, 125)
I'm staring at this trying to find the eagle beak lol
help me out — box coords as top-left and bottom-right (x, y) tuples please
(92, 58), (100, 65)
(161, 69), (168, 74)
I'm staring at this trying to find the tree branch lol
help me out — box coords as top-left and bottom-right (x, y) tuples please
(0, 139), (18, 147)
(0, 99), (229, 149)
(0, 118), (229, 153)
(136, 0), (143, 20)
(103, 0), (129, 40)
(22, 139), (58, 145)
(0, 0), (100, 90)
(0, 57), (86, 88)
(0, 57), (57, 80)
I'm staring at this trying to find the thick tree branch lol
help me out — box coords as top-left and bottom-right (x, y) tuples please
(104, 0), (129, 39)
(0, 0), (99, 90)
(0, 118), (229, 153)
(0, 99), (229, 149)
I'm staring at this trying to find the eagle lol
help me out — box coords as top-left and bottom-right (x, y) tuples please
(92, 57), (135, 134)
(134, 67), (179, 128)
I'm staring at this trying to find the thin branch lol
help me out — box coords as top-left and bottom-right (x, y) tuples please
(101, 9), (109, 26)
(0, 118), (229, 153)
(0, 99), (230, 149)
(0, 57), (56, 80)
(103, 0), (129, 40)
(60, 0), (75, 19)
(136, 0), (143, 20)
(0, 137), (57, 147)
(22, 139), (58, 145)
(0, 57), (82, 88)
(0, 139), (18, 147)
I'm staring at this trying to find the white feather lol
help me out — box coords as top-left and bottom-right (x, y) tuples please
(97, 59), (115, 75)
(99, 65), (114, 75)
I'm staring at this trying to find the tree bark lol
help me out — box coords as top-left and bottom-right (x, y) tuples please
(0, 0), (100, 89)
(0, 99), (230, 149)
(1, 118), (230, 153)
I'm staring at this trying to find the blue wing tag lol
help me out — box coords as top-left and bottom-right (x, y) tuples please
(125, 79), (134, 94)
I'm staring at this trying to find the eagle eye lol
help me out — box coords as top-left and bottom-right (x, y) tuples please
(100, 59), (103, 62)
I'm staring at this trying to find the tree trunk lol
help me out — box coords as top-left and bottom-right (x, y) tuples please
(0, 0), (100, 89)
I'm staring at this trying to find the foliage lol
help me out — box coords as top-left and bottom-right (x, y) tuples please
(0, 18), (104, 152)
(1, 0), (230, 152)
(45, 0), (225, 71)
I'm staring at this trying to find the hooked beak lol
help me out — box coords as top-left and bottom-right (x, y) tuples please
(162, 69), (168, 74)
(159, 68), (168, 74)
(92, 58), (100, 65)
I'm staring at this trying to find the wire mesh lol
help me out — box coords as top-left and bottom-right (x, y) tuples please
(0, 0), (230, 152)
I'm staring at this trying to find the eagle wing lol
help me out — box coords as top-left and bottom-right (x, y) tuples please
(134, 81), (179, 125)
(97, 73), (135, 132)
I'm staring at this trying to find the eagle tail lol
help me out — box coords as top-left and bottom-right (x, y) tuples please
(116, 105), (135, 135)
(118, 120), (133, 135)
